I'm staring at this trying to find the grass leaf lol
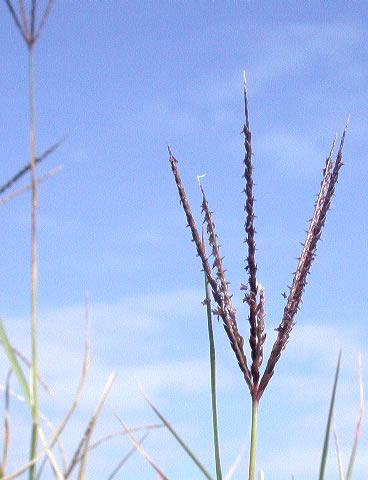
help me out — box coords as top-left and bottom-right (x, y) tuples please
(141, 389), (214, 480)
(0, 321), (30, 404)
(318, 350), (342, 480)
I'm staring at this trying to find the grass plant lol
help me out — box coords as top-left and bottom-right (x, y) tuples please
(0, 2), (365, 479)
(168, 74), (355, 479)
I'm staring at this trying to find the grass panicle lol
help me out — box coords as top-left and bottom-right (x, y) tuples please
(169, 76), (347, 479)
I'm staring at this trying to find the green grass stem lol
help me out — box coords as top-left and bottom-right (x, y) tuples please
(319, 350), (342, 480)
(204, 273), (223, 480)
(248, 398), (259, 480)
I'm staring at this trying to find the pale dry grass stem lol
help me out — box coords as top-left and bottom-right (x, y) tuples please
(0, 138), (65, 197)
(71, 372), (116, 480)
(115, 415), (170, 480)
(3, 2), (56, 477)
(107, 431), (150, 480)
(0, 165), (63, 207)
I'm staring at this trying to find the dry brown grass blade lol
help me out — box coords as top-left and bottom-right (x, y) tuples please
(0, 137), (65, 196)
(107, 432), (150, 480)
(115, 415), (170, 480)
(70, 372), (116, 480)
(0, 165), (63, 207)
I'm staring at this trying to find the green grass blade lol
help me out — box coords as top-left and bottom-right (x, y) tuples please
(346, 353), (364, 480)
(141, 390), (214, 480)
(318, 350), (342, 480)
(0, 320), (30, 403)
(204, 272), (223, 480)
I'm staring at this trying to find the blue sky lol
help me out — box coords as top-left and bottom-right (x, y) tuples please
(0, 1), (367, 478)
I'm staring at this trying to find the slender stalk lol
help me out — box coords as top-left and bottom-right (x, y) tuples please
(28, 46), (39, 480)
(204, 273), (223, 480)
(248, 399), (258, 480)
(319, 351), (342, 480)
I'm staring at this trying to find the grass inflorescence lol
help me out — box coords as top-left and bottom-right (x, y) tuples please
(168, 73), (352, 479)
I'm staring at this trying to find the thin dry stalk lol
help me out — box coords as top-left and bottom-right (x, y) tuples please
(0, 138), (65, 196)
(37, 427), (64, 480)
(3, 4), (57, 477)
(169, 149), (252, 391)
(0, 165), (63, 207)
(224, 443), (247, 480)
(36, 314), (91, 479)
(74, 372), (117, 480)
(115, 415), (170, 480)
(11, 345), (53, 395)
(107, 432), (150, 480)
(73, 423), (163, 465)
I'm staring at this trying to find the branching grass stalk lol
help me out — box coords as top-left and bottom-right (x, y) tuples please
(248, 398), (258, 480)
(204, 271), (223, 480)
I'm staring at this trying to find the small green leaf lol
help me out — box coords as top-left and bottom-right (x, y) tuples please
(0, 320), (30, 404)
